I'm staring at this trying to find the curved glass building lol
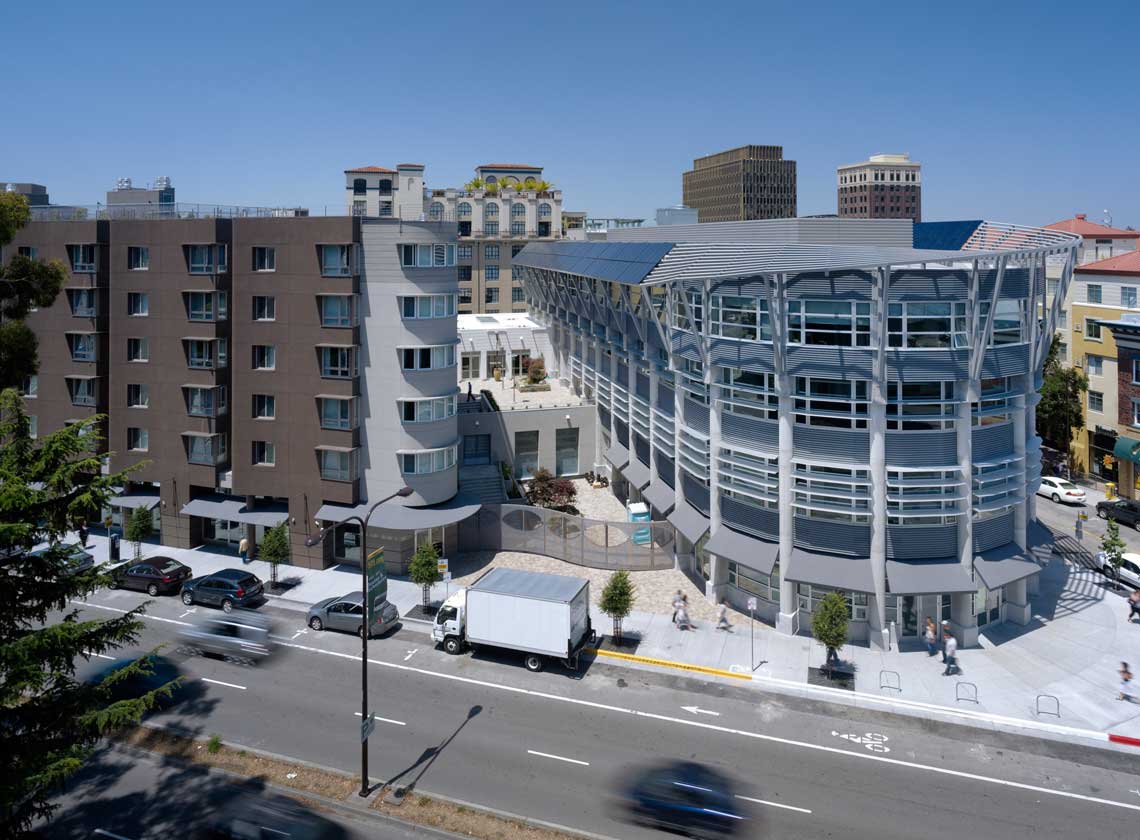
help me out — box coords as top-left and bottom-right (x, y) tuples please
(516, 219), (1079, 647)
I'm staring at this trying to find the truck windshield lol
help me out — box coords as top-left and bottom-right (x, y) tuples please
(436, 606), (457, 624)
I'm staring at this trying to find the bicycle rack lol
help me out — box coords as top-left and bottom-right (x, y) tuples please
(1035, 693), (1061, 718)
(879, 670), (902, 693)
(955, 681), (979, 704)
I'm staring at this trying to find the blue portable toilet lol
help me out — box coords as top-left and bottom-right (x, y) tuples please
(628, 501), (651, 545)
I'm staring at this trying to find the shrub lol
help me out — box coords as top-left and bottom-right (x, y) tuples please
(125, 505), (153, 561)
(811, 592), (849, 674)
(600, 571), (635, 644)
(409, 543), (441, 609)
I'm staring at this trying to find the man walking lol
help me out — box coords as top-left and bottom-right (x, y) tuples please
(671, 590), (684, 625)
(1128, 590), (1140, 624)
(716, 600), (733, 632)
(940, 619), (951, 662)
(942, 630), (958, 676)
(77, 520), (89, 549)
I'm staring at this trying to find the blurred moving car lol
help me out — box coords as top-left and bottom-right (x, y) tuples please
(109, 555), (193, 596)
(1037, 476), (1087, 505)
(1103, 552), (1140, 589)
(29, 542), (95, 575)
(197, 792), (348, 839)
(88, 655), (185, 710)
(307, 591), (399, 639)
(1096, 497), (1140, 528)
(181, 569), (263, 613)
(619, 761), (747, 838)
(178, 612), (275, 662)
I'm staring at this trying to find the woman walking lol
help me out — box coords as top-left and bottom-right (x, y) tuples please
(1128, 590), (1140, 624)
(1120, 662), (1133, 702)
(924, 617), (938, 657)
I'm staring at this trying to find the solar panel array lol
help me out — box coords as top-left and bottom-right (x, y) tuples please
(513, 241), (674, 285)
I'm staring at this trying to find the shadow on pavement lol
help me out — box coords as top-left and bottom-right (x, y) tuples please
(383, 704), (482, 796)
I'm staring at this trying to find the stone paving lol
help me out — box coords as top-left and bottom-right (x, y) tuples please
(569, 479), (628, 521)
(468, 376), (584, 409)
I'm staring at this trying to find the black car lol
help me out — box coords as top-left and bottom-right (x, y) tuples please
(1096, 498), (1140, 528)
(181, 569), (264, 613)
(620, 761), (747, 837)
(28, 543), (96, 575)
(197, 793), (348, 839)
(88, 655), (185, 710)
(109, 556), (193, 596)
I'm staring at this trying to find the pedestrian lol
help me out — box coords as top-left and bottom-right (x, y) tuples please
(1128, 590), (1140, 624)
(467, 380), (473, 402)
(1120, 662), (1134, 702)
(716, 600), (733, 632)
(942, 631), (958, 676)
(671, 590), (683, 625)
(924, 617), (938, 657)
(239, 535), (250, 564)
(940, 619), (951, 662)
(77, 520), (89, 549)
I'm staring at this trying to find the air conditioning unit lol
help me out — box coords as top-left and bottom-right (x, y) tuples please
(1074, 324), (1082, 332)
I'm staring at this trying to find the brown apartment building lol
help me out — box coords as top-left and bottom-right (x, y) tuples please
(681, 145), (797, 222)
(837, 153), (922, 222)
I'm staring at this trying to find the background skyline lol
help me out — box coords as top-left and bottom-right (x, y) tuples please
(3, 0), (1138, 227)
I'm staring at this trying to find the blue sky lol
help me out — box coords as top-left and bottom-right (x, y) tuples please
(3, 0), (1138, 227)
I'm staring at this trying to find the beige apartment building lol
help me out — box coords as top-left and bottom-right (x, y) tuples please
(837, 153), (922, 222)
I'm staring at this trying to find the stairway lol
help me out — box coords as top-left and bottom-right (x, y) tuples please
(459, 463), (507, 505)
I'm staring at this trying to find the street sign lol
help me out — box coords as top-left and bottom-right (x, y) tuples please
(366, 547), (387, 625)
(437, 557), (449, 575)
(361, 712), (375, 742)
(746, 597), (757, 611)
(443, 571), (452, 581)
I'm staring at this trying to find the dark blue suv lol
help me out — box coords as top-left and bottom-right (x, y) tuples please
(180, 568), (263, 613)
(621, 761), (747, 837)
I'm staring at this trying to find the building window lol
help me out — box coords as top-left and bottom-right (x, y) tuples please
(720, 369), (777, 421)
(972, 377), (1013, 426)
(484, 221), (499, 237)
(710, 295), (771, 341)
(253, 441), (276, 466)
(1089, 390), (1104, 413)
(188, 244), (225, 274)
(512, 286), (525, 303)
(400, 243), (456, 267)
(352, 200), (366, 217)
(1123, 287), (1139, 309)
(1133, 358), (1140, 385)
(888, 301), (967, 348)
(252, 246), (276, 272)
(485, 245), (500, 260)
(127, 337), (149, 362)
(68, 333), (97, 362)
(1087, 284), (1102, 304)
(728, 561), (780, 604)
(28, 415), (36, 439)
(18, 246), (37, 259)
(252, 295), (276, 321)
(186, 386), (225, 417)
(457, 202), (472, 219)
(514, 430), (540, 478)
(252, 345), (276, 370)
(887, 381), (955, 430)
(797, 585), (869, 622)
(320, 244), (351, 276)
(978, 299), (1025, 345)
(68, 244), (96, 272)
(399, 344), (455, 371)
(1087, 354), (1104, 376)
(20, 375), (38, 398)
(319, 294), (354, 327)
(353, 178), (367, 195)
(888, 469), (961, 525)
(671, 289), (703, 332)
(484, 203), (499, 219)
(127, 428), (148, 452)
(555, 427), (579, 475)
(319, 397), (353, 430)
(127, 246), (149, 270)
(485, 287), (500, 305)
(794, 377), (868, 428)
(511, 203), (526, 218)
(788, 300), (870, 347)
(1059, 310), (1068, 328)
(399, 294), (457, 320)
(458, 266), (472, 282)
(400, 445), (458, 475)
(67, 289), (97, 317)
(485, 265), (500, 281)
(1086, 318), (1102, 341)
(187, 339), (218, 369)
(458, 287), (472, 305)
(320, 346), (356, 378)
(253, 394), (276, 419)
(399, 395), (458, 424)
(538, 203), (552, 218)
(127, 383), (149, 408)
(793, 463), (872, 523)
(127, 292), (148, 316)
(187, 434), (226, 466)
(428, 202), (445, 220)
(186, 291), (223, 321)
(1133, 399), (1140, 427)
(457, 245), (472, 260)
(510, 221), (525, 236)
(67, 377), (96, 406)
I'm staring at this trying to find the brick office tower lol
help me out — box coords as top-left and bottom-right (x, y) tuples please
(837, 153), (922, 222)
(682, 145), (797, 222)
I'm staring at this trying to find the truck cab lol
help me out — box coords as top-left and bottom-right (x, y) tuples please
(432, 589), (467, 654)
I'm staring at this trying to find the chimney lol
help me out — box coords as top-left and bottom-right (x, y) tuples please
(1076, 213), (1087, 220)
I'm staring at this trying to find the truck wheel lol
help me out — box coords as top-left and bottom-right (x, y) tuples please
(524, 654), (544, 673)
(443, 636), (462, 655)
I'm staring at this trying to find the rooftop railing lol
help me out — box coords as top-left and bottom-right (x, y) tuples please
(30, 203), (462, 224)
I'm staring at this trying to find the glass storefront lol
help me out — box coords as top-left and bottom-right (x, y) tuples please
(884, 594), (952, 636)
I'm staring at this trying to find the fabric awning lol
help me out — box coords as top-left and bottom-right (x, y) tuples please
(785, 547), (876, 594)
(668, 501), (710, 545)
(315, 494), (481, 530)
(1113, 436), (1140, 465)
(886, 558), (975, 595)
(973, 543), (1043, 590)
(604, 441), (630, 470)
(109, 494), (160, 511)
(705, 526), (778, 575)
(622, 457), (651, 490)
(641, 480), (675, 515)
(181, 495), (289, 527)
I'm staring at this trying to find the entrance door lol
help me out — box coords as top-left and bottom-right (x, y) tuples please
(901, 596), (920, 638)
(463, 434), (491, 465)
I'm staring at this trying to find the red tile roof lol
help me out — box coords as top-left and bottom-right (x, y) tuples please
(1044, 214), (1139, 240)
(1075, 249), (1140, 276)
(344, 166), (396, 174)
(476, 163), (542, 171)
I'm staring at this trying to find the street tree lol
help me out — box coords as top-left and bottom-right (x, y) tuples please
(811, 591), (849, 675)
(1036, 335), (1088, 461)
(409, 542), (441, 610)
(1101, 517), (1126, 590)
(0, 388), (171, 837)
(599, 570), (635, 645)
(259, 523), (290, 590)
(124, 506), (153, 561)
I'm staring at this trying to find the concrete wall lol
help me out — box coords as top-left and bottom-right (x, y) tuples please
(458, 404), (596, 476)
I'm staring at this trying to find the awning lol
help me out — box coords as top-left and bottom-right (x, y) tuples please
(63, 374), (98, 380)
(973, 543), (1043, 590)
(109, 494), (160, 511)
(641, 480), (675, 515)
(785, 547), (876, 594)
(1113, 435), (1140, 465)
(314, 444), (357, 453)
(315, 342), (355, 349)
(668, 501), (710, 545)
(181, 336), (220, 342)
(886, 558), (975, 595)
(180, 430), (215, 438)
(604, 442), (629, 470)
(622, 457), (651, 490)
(314, 393), (353, 400)
(315, 494), (481, 530)
(705, 526), (778, 575)
(180, 495), (289, 527)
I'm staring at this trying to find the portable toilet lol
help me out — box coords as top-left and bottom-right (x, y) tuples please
(628, 501), (651, 545)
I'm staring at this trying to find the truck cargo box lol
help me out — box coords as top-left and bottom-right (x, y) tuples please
(465, 568), (590, 659)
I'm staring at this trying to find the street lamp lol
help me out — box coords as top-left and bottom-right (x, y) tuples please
(305, 485), (413, 797)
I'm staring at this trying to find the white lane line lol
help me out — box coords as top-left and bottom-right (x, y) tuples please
(527, 749), (590, 766)
(404, 649), (418, 661)
(86, 651), (115, 660)
(736, 794), (812, 814)
(353, 712), (406, 726)
(73, 601), (1140, 815)
(71, 600), (192, 627)
(93, 830), (135, 840)
(202, 678), (247, 691)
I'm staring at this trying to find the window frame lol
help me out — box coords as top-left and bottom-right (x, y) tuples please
(252, 246), (276, 272)
(127, 246), (149, 271)
(252, 295), (276, 321)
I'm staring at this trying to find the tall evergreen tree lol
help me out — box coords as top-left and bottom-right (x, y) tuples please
(1036, 335), (1088, 463)
(0, 389), (170, 836)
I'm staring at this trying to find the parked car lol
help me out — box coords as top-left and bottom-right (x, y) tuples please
(307, 591), (399, 639)
(178, 611), (274, 662)
(618, 761), (747, 837)
(28, 542), (95, 575)
(1037, 477), (1087, 505)
(181, 569), (264, 613)
(1096, 498), (1140, 528)
(108, 556), (193, 596)
(1102, 552), (1140, 590)
(197, 792), (348, 839)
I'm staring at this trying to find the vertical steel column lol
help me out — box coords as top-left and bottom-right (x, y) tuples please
(868, 266), (890, 650)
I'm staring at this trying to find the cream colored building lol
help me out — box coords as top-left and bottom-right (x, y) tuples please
(344, 164), (424, 219)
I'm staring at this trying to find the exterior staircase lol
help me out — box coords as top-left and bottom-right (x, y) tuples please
(458, 463), (507, 505)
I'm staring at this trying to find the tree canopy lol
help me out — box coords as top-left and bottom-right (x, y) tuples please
(409, 542), (441, 609)
(599, 570), (635, 644)
(1036, 335), (1088, 460)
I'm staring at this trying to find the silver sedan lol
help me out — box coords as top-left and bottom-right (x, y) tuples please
(306, 591), (399, 639)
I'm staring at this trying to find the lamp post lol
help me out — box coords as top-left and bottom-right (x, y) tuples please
(306, 485), (413, 797)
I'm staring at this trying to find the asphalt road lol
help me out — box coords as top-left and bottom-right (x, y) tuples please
(52, 585), (1140, 840)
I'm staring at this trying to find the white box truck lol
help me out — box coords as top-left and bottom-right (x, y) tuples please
(431, 567), (594, 672)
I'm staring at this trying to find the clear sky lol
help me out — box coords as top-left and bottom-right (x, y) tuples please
(4, 0), (1138, 227)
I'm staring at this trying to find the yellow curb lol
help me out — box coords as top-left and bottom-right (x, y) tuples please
(585, 647), (752, 681)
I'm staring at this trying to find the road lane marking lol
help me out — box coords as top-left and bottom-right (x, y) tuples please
(86, 651), (115, 660)
(681, 705), (720, 716)
(202, 678), (247, 690)
(404, 649), (418, 661)
(527, 749), (589, 766)
(291, 629), (308, 640)
(71, 600), (192, 627)
(735, 795), (812, 814)
(93, 830), (135, 840)
(179, 608), (197, 618)
(354, 712), (406, 726)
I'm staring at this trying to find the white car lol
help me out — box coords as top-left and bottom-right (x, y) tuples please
(1037, 476), (1087, 505)
(1103, 552), (1140, 590)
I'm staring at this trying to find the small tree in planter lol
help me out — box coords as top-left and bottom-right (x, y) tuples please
(549, 477), (577, 511)
(1101, 518), (1126, 589)
(526, 356), (546, 385)
(600, 570), (635, 646)
(811, 591), (849, 676)
(528, 467), (556, 507)
(409, 542), (441, 610)
(259, 522), (291, 590)
(124, 505), (152, 561)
